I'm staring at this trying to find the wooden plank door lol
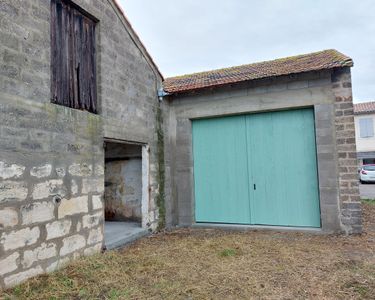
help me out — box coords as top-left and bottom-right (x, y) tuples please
(192, 116), (251, 224)
(246, 108), (321, 227)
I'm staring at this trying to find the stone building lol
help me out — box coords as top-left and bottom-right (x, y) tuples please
(0, 0), (361, 289)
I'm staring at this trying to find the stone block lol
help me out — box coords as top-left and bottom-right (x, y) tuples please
(82, 178), (104, 194)
(60, 234), (86, 256)
(82, 212), (102, 229)
(30, 164), (52, 178)
(0, 161), (25, 179)
(68, 163), (93, 177)
(46, 219), (72, 240)
(83, 243), (102, 256)
(87, 227), (103, 245)
(55, 167), (66, 178)
(4, 266), (43, 288)
(21, 201), (55, 225)
(1, 227), (40, 251)
(94, 164), (104, 176)
(22, 243), (57, 268)
(32, 179), (66, 200)
(0, 252), (19, 276)
(0, 181), (28, 203)
(58, 196), (89, 219)
(92, 195), (103, 210)
(0, 207), (18, 228)
(45, 257), (70, 273)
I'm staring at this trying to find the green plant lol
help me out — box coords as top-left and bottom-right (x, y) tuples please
(362, 199), (375, 205)
(219, 248), (236, 257)
(156, 105), (166, 230)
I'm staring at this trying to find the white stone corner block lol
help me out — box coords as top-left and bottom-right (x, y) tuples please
(0, 161), (25, 179)
(0, 181), (28, 203)
(46, 219), (72, 240)
(22, 243), (57, 268)
(92, 195), (103, 210)
(0, 207), (18, 228)
(87, 227), (103, 246)
(58, 196), (89, 219)
(68, 163), (93, 177)
(1, 227), (40, 251)
(0, 252), (20, 276)
(21, 201), (55, 225)
(60, 234), (86, 256)
(32, 179), (65, 200)
(30, 164), (52, 178)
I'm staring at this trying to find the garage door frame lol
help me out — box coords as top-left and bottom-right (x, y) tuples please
(174, 101), (341, 232)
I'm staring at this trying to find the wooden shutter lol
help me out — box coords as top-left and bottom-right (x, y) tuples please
(51, 0), (97, 113)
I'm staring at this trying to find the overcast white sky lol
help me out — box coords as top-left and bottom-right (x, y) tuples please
(119, 0), (375, 103)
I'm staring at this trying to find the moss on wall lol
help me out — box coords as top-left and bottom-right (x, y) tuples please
(156, 105), (166, 230)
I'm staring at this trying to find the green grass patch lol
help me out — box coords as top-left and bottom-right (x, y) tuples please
(362, 199), (375, 205)
(219, 248), (237, 257)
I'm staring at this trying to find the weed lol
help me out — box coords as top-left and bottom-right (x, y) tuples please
(362, 199), (375, 205)
(219, 248), (236, 257)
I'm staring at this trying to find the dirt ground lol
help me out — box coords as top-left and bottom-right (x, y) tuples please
(2, 202), (375, 300)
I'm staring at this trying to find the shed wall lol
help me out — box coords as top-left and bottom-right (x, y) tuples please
(168, 70), (361, 234)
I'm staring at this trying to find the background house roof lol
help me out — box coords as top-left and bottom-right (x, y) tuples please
(163, 49), (353, 94)
(354, 101), (375, 115)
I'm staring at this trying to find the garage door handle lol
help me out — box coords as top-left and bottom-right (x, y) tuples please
(253, 184), (256, 190)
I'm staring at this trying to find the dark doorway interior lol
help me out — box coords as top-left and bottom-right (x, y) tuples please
(104, 141), (147, 249)
(104, 142), (142, 222)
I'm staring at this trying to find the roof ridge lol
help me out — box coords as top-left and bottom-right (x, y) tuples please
(163, 49), (353, 94)
(165, 49), (350, 81)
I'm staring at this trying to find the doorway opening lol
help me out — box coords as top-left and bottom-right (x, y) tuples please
(104, 140), (149, 249)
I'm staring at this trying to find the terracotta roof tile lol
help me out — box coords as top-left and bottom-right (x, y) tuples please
(354, 101), (375, 115)
(163, 49), (353, 94)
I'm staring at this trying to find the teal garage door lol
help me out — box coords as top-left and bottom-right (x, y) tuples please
(192, 108), (321, 228)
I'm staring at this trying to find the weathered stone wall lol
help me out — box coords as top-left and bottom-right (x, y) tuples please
(0, 102), (104, 288)
(332, 68), (362, 234)
(0, 0), (166, 289)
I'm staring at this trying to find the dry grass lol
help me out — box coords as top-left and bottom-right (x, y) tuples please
(2, 203), (375, 300)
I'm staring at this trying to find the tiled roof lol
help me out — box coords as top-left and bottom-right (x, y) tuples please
(354, 102), (375, 115)
(163, 49), (353, 94)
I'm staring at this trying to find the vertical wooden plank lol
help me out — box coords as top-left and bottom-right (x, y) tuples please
(77, 14), (84, 109)
(62, 1), (68, 107)
(50, 0), (97, 113)
(52, 0), (64, 105)
(91, 21), (97, 113)
(73, 11), (80, 109)
(193, 116), (251, 224)
(50, 0), (56, 102)
(68, 6), (74, 108)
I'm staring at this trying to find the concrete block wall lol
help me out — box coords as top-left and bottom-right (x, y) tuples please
(0, 101), (105, 289)
(168, 70), (362, 234)
(0, 0), (166, 289)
